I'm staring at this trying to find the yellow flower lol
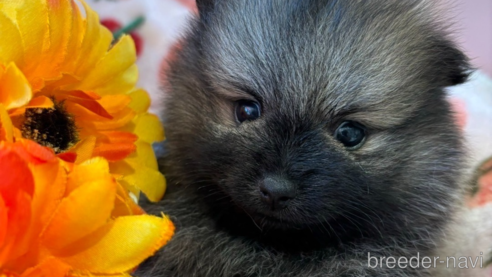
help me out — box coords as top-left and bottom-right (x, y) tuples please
(0, 0), (165, 202)
(0, 139), (174, 277)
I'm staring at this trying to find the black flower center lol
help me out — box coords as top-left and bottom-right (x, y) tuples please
(22, 100), (79, 153)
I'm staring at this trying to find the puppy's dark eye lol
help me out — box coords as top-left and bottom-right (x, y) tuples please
(334, 121), (366, 149)
(235, 100), (261, 123)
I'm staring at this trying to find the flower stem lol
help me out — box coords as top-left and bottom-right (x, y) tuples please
(113, 16), (145, 41)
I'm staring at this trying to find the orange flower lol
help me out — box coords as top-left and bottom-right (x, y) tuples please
(0, 1), (174, 275)
(0, 0), (165, 202)
(0, 139), (174, 277)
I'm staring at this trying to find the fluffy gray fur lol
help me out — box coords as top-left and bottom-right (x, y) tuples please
(137, 0), (472, 276)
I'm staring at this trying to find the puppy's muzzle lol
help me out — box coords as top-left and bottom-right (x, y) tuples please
(259, 176), (296, 211)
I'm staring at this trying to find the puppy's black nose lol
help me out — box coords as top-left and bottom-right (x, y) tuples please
(259, 176), (295, 211)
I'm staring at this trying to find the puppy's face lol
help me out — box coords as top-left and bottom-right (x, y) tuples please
(163, 0), (469, 237)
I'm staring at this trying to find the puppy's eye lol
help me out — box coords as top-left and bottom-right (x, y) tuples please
(235, 100), (261, 123)
(334, 121), (366, 149)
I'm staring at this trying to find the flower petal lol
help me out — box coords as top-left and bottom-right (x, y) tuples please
(29, 159), (67, 236)
(59, 215), (174, 274)
(0, 63), (32, 110)
(112, 184), (145, 217)
(69, 273), (133, 277)
(26, 96), (54, 109)
(57, 152), (77, 163)
(77, 35), (136, 91)
(113, 162), (166, 202)
(109, 141), (165, 202)
(1, 154), (64, 272)
(98, 95), (132, 115)
(12, 139), (57, 165)
(65, 157), (110, 198)
(0, 11), (25, 69)
(4, 0), (50, 89)
(71, 136), (96, 164)
(91, 64), (139, 96)
(93, 142), (136, 162)
(90, 108), (136, 131)
(100, 131), (138, 144)
(41, 174), (116, 251)
(0, 191), (32, 267)
(58, 1), (85, 75)
(90, 131), (138, 162)
(0, 104), (14, 142)
(128, 89), (151, 113)
(128, 141), (159, 170)
(71, 1), (113, 79)
(62, 91), (112, 119)
(38, 0), (73, 80)
(0, 140), (61, 270)
(20, 256), (70, 277)
(0, 196), (7, 249)
(127, 113), (165, 144)
(0, 143), (35, 203)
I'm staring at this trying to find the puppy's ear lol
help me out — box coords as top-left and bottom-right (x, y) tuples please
(433, 38), (471, 87)
(196, 0), (215, 14)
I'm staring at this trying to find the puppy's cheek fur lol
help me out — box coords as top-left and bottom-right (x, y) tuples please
(214, 100), (238, 127)
(354, 125), (462, 217)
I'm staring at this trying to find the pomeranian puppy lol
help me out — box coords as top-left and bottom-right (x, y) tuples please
(137, 0), (472, 276)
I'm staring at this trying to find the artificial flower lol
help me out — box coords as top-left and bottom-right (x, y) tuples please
(0, 0), (165, 202)
(0, 139), (175, 277)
